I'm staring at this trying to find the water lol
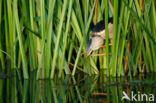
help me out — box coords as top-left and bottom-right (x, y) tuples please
(0, 71), (156, 103)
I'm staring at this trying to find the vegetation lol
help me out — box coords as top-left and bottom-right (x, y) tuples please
(0, 0), (155, 79)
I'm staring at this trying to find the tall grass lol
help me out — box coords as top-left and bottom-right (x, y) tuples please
(0, 0), (155, 79)
(0, 0), (5, 69)
(50, 0), (68, 79)
(13, 0), (28, 79)
(104, 0), (109, 76)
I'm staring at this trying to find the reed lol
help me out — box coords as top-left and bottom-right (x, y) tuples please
(50, 0), (68, 79)
(0, 0), (155, 79)
(104, 0), (109, 76)
(0, 0), (5, 69)
(29, 0), (37, 71)
(59, 0), (73, 78)
(13, 0), (28, 79)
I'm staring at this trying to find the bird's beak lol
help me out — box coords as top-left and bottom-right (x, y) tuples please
(85, 49), (92, 62)
(86, 39), (92, 56)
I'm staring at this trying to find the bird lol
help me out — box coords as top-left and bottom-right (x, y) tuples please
(86, 18), (113, 56)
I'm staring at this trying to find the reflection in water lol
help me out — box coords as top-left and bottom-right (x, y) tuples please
(0, 71), (156, 103)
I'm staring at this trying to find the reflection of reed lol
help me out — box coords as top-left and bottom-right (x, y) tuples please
(0, 73), (156, 103)
(91, 92), (111, 96)
(0, 73), (13, 79)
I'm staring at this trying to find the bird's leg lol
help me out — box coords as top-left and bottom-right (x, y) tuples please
(100, 40), (129, 49)
(100, 43), (112, 49)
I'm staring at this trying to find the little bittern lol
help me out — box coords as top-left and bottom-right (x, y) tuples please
(86, 18), (113, 56)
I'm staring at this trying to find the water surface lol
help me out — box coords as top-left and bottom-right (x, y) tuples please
(0, 71), (156, 103)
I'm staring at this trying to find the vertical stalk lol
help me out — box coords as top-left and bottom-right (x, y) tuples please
(45, 0), (56, 78)
(94, 0), (98, 25)
(29, 0), (37, 71)
(116, 1), (124, 76)
(0, 0), (5, 69)
(118, 0), (132, 76)
(85, 0), (89, 24)
(35, 0), (42, 66)
(104, 0), (109, 76)
(150, 2), (156, 71)
(50, 0), (68, 79)
(4, 1), (10, 69)
(13, 0), (28, 79)
(59, 0), (72, 78)
(37, 0), (46, 79)
(111, 0), (118, 77)
(7, 0), (15, 69)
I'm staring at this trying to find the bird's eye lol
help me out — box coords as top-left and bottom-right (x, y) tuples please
(91, 33), (95, 37)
